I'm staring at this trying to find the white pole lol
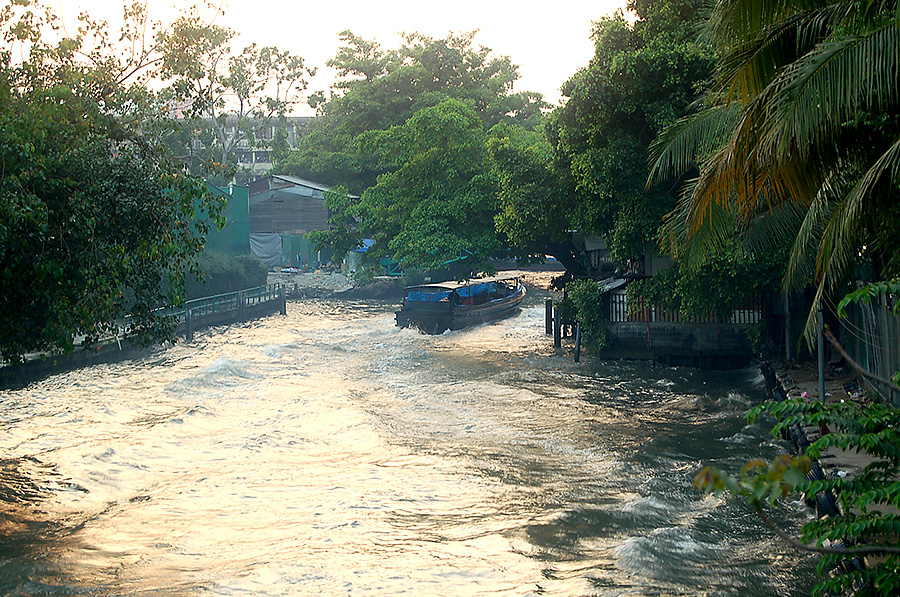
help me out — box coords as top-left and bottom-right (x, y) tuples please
(817, 305), (826, 400)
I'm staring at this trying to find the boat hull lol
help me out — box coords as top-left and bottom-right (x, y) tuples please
(395, 280), (525, 334)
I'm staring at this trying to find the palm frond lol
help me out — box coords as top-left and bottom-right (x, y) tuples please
(786, 181), (833, 288)
(647, 103), (740, 184)
(761, 23), (900, 161)
(744, 200), (804, 258)
(685, 91), (822, 230)
(795, 137), (900, 341)
(813, 137), (900, 285)
(715, 8), (822, 103)
(706, 0), (806, 50)
(655, 0), (900, 342)
(660, 177), (741, 270)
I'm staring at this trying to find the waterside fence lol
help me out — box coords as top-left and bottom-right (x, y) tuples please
(836, 293), (900, 407)
(548, 281), (900, 393)
(546, 291), (762, 369)
(2, 284), (286, 387)
(156, 283), (286, 342)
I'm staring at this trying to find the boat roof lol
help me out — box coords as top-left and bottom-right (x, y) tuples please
(404, 275), (522, 291)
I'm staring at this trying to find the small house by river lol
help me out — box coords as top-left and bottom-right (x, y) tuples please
(248, 175), (353, 269)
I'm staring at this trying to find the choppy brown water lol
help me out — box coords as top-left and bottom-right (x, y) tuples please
(1, 296), (816, 595)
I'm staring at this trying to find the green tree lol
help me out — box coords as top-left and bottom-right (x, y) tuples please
(318, 99), (503, 276)
(650, 0), (900, 339)
(0, 1), (223, 364)
(156, 12), (312, 179)
(697, 394), (900, 596)
(306, 185), (365, 262)
(544, 0), (714, 264)
(277, 30), (546, 195)
(487, 122), (592, 273)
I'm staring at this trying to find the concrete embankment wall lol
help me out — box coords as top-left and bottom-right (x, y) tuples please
(1, 290), (285, 389)
(604, 322), (755, 369)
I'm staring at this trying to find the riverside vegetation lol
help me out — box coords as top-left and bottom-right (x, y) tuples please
(2, 0), (900, 593)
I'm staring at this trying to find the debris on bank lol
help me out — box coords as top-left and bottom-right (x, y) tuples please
(267, 271), (354, 299)
(761, 361), (872, 484)
(760, 360), (873, 573)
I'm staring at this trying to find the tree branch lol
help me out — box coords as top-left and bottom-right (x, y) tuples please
(824, 326), (900, 394)
(754, 504), (900, 556)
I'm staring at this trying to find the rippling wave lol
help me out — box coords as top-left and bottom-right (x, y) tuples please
(1, 299), (816, 595)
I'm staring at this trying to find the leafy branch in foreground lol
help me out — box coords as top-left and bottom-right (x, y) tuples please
(0, 1), (226, 364)
(696, 398), (900, 596)
(837, 281), (900, 319)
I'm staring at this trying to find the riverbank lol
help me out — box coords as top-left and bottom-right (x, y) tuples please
(1, 284), (285, 389)
(759, 359), (900, 584)
(768, 360), (871, 480)
(268, 270), (355, 298)
(2, 270), (555, 389)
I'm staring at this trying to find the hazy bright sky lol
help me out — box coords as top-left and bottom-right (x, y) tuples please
(57, 0), (629, 113)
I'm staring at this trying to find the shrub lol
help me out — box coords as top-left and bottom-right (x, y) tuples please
(565, 279), (609, 354)
(186, 252), (268, 299)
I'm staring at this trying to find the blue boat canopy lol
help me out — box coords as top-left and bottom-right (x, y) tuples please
(406, 290), (452, 302)
(457, 282), (494, 298)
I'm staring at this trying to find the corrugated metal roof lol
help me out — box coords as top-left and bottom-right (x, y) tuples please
(250, 175), (359, 202)
(271, 174), (333, 194)
(249, 186), (321, 207)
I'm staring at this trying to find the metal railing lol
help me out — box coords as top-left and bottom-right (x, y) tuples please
(607, 293), (761, 325)
(178, 284), (283, 320)
(181, 284), (284, 339)
(142, 284), (284, 341)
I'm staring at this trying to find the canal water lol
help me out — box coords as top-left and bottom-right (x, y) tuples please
(1, 293), (817, 595)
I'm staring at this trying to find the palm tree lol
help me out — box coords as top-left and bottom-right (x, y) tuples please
(650, 0), (900, 340)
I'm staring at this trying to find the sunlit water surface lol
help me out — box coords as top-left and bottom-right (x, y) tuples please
(1, 296), (817, 595)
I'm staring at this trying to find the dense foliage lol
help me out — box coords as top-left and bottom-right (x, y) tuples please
(545, 0), (714, 263)
(697, 397), (900, 596)
(628, 246), (784, 319)
(357, 99), (503, 273)
(561, 280), (610, 354)
(650, 0), (900, 340)
(651, 3), (900, 592)
(185, 253), (268, 300)
(279, 30), (545, 196)
(0, 1), (224, 363)
(293, 5), (717, 277)
(310, 99), (504, 276)
(487, 123), (586, 272)
(287, 32), (545, 275)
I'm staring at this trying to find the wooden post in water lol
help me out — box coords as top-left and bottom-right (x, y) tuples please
(185, 306), (194, 343)
(280, 285), (287, 316)
(239, 291), (247, 322)
(545, 299), (553, 335)
(574, 322), (582, 362)
(553, 307), (561, 348)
